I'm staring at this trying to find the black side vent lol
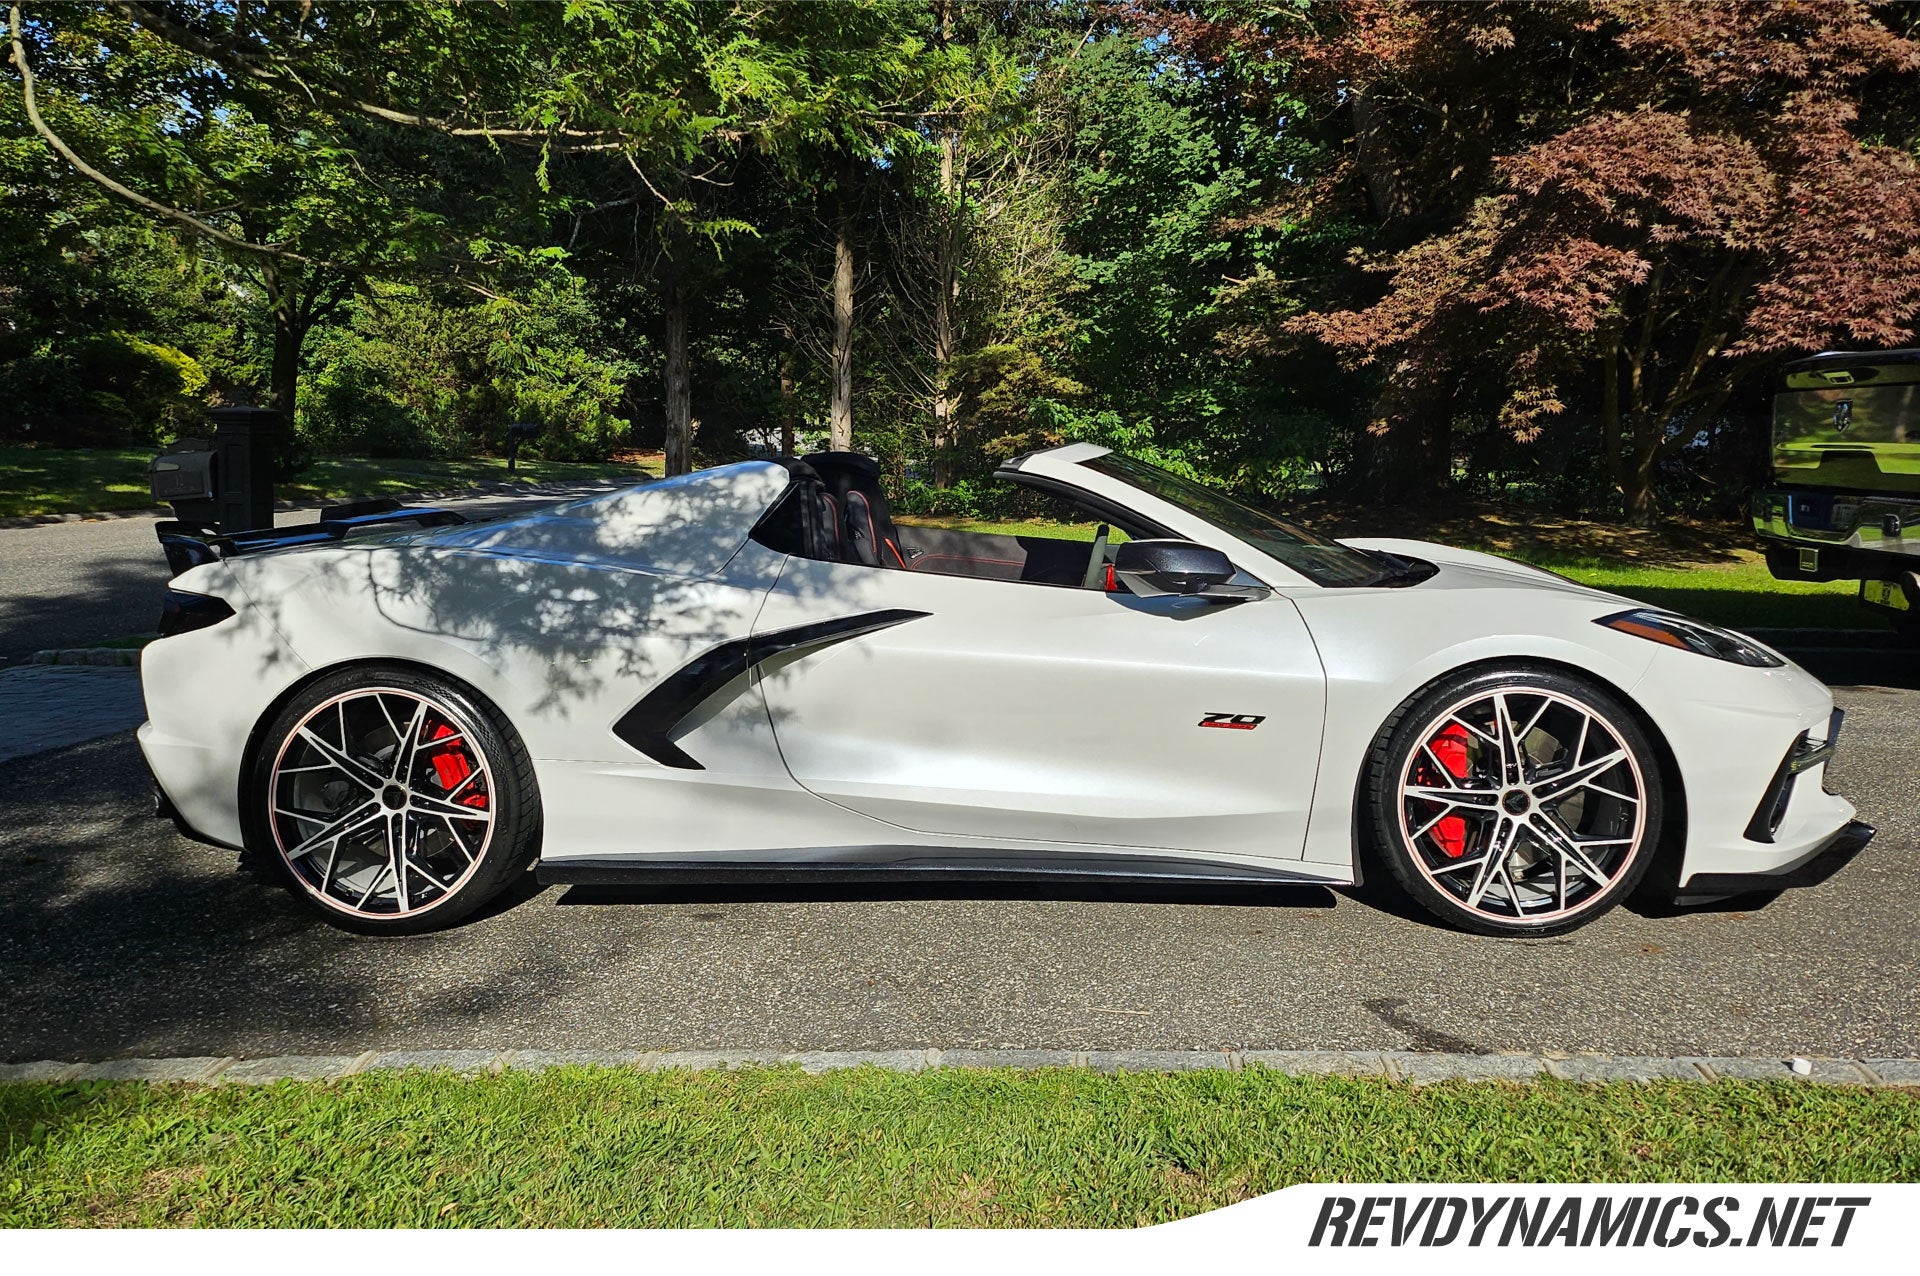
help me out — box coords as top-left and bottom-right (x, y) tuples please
(612, 609), (928, 769)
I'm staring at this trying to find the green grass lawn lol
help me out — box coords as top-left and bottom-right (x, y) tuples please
(2, 1067), (1914, 1227)
(899, 515), (1884, 632)
(1551, 558), (1881, 632)
(0, 445), (657, 519)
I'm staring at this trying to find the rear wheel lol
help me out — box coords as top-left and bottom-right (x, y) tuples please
(1366, 667), (1664, 937)
(247, 666), (540, 934)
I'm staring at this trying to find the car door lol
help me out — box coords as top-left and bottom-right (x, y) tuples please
(753, 554), (1327, 864)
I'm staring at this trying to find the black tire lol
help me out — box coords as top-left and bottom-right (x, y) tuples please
(245, 664), (541, 935)
(1364, 665), (1665, 937)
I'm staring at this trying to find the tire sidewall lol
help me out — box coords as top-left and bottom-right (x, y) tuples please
(245, 665), (539, 936)
(1369, 666), (1665, 937)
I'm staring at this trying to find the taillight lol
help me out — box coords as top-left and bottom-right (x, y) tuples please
(156, 589), (235, 638)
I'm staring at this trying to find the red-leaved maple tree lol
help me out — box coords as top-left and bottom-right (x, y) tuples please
(1159, 0), (1920, 521)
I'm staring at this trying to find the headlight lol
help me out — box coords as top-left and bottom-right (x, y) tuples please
(1595, 608), (1784, 667)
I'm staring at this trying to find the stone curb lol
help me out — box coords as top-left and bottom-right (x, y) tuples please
(2, 1050), (1914, 1087)
(27, 647), (142, 667)
(0, 475), (637, 532)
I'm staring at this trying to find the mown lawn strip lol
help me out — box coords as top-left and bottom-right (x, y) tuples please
(3, 1066), (1914, 1227)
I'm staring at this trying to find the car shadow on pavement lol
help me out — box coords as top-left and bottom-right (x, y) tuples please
(1624, 891), (1780, 921)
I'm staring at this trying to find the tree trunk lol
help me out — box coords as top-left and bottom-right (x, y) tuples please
(830, 210), (855, 453)
(1600, 332), (1626, 503)
(269, 306), (301, 428)
(778, 345), (796, 457)
(1345, 361), (1452, 503)
(259, 261), (310, 481)
(1351, 84), (1417, 234)
(1624, 445), (1660, 528)
(931, 130), (960, 488)
(663, 277), (692, 476)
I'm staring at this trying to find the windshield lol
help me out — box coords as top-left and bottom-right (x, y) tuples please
(1082, 453), (1385, 587)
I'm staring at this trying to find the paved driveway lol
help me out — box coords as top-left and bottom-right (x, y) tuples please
(1, 677), (1912, 1063)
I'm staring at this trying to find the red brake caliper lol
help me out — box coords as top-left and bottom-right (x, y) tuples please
(425, 722), (489, 809)
(1426, 723), (1471, 858)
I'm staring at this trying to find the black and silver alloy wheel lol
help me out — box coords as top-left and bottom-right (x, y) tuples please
(1369, 668), (1664, 936)
(250, 667), (540, 934)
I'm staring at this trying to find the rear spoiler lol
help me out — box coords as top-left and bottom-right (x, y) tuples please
(156, 497), (467, 576)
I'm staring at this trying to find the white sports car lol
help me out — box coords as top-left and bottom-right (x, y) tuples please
(139, 444), (1871, 936)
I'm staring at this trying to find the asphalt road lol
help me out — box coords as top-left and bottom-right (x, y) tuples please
(0, 483), (628, 667)
(1, 682), (1913, 1062)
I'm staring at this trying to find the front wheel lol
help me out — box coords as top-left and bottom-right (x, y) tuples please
(1365, 667), (1665, 937)
(246, 666), (541, 935)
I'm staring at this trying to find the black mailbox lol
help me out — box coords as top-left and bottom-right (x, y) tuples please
(149, 437), (217, 518)
(149, 405), (282, 536)
(504, 420), (541, 472)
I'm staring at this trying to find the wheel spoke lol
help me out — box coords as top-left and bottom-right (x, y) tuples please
(1494, 694), (1530, 785)
(1528, 813), (1616, 888)
(443, 766), (483, 801)
(1404, 785), (1500, 810)
(394, 701), (427, 781)
(1533, 749), (1629, 799)
(354, 859), (394, 910)
(1518, 696), (1552, 745)
(1409, 803), (1462, 841)
(408, 790), (492, 822)
(320, 835), (342, 896)
(296, 727), (387, 792)
(405, 814), (456, 889)
(385, 814), (409, 912)
(1464, 819), (1516, 908)
(372, 693), (405, 751)
(1449, 714), (1500, 747)
(1494, 858), (1522, 909)
(284, 801), (379, 861)
(438, 814), (479, 861)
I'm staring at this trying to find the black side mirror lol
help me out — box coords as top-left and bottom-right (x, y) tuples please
(1113, 539), (1267, 602)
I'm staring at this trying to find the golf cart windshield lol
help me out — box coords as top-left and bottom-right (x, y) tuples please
(1082, 452), (1384, 587)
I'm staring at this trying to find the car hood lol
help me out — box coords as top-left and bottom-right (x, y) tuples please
(1338, 537), (1637, 609)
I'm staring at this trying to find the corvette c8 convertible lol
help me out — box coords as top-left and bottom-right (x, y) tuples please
(139, 443), (1871, 936)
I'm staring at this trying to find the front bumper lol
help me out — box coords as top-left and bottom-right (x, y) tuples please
(1674, 819), (1875, 904)
(1631, 646), (1859, 889)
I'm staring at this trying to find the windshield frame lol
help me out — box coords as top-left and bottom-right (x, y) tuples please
(1075, 452), (1387, 588)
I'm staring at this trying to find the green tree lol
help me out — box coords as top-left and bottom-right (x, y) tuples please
(1163, 0), (1920, 521)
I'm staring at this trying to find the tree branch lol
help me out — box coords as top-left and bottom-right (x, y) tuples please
(111, 0), (623, 149)
(8, 2), (317, 263)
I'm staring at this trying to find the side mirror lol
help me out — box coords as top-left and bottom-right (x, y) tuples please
(1112, 540), (1268, 602)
